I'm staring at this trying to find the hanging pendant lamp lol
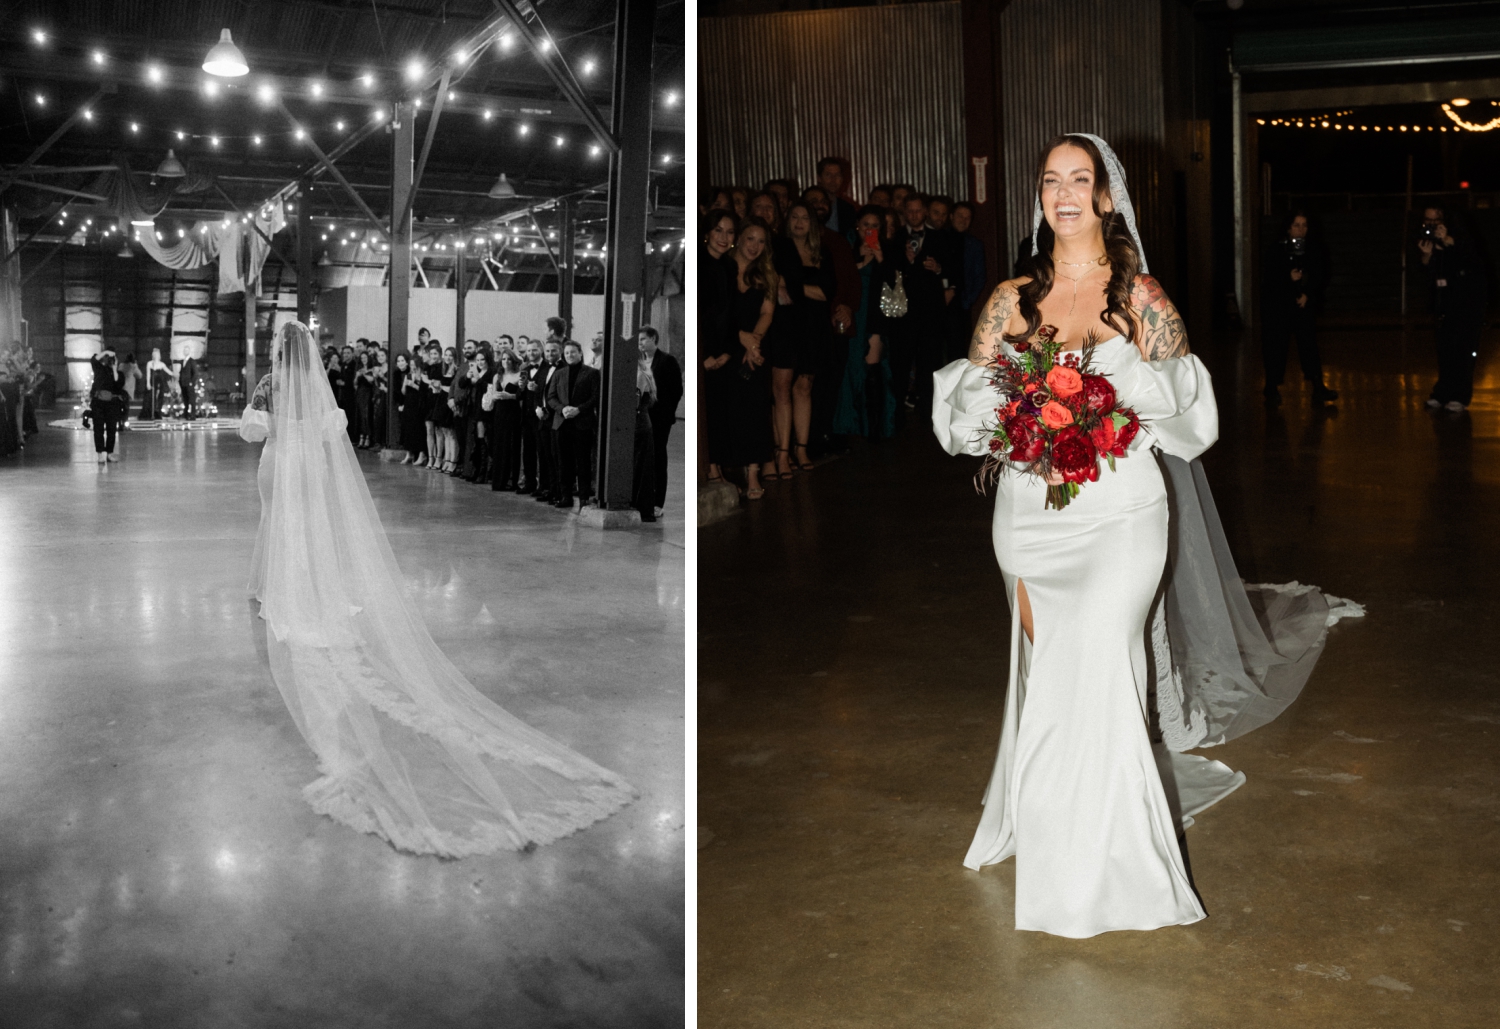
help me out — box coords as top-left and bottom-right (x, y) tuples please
(202, 29), (249, 77)
(156, 149), (186, 178)
(488, 173), (516, 199)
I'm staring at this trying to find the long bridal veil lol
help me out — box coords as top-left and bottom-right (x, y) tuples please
(250, 322), (634, 857)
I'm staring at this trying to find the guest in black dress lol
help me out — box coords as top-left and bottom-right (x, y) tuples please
(421, 343), (445, 470)
(776, 200), (836, 475)
(700, 209), (738, 484)
(484, 351), (525, 491)
(431, 346), (458, 473)
(353, 350), (375, 448)
(717, 218), (776, 500)
(462, 351), (494, 481)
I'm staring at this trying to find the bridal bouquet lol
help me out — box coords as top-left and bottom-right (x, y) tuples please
(979, 324), (1141, 510)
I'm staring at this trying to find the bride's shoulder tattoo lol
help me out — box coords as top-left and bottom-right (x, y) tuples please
(969, 281), (1019, 362)
(1130, 274), (1190, 360)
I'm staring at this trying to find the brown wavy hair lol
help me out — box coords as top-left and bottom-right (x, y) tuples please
(1004, 134), (1142, 347)
(734, 217), (780, 300)
(783, 200), (822, 267)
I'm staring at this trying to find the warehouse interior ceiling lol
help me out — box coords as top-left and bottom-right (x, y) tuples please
(0, 0), (686, 275)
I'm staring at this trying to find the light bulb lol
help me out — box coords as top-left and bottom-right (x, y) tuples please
(32, 28), (46, 44)
(482, 109), (493, 121)
(589, 145), (601, 157)
(204, 80), (219, 97)
(519, 123), (530, 136)
(335, 120), (345, 131)
(147, 65), (164, 84)
(665, 90), (679, 107)
(210, 136), (220, 147)
(453, 48), (469, 64)
(257, 83), (274, 104)
(253, 135), (262, 145)
(405, 58), (423, 82)
(294, 127), (306, 140)
(34, 94), (45, 107)
(360, 72), (374, 89)
(82, 109), (92, 121)
(555, 136), (565, 147)
(310, 81), (324, 98)
(130, 122), (140, 133)
(583, 59), (596, 76)
(92, 50), (106, 65)
(176, 130), (185, 141)
(538, 38), (552, 53)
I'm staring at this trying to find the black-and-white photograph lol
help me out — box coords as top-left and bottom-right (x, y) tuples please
(0, 1), (685, 1025)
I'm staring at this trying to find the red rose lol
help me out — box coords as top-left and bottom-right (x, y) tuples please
(1081, 374), (1116, 415)
(1013, 338), (1031, 353)
(1115, 411), (1140, 453)
(1005, 414), (1046, 462)
(1050, 425), (1099, 484)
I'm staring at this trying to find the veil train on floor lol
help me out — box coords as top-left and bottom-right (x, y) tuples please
(240, 323), (635, 858)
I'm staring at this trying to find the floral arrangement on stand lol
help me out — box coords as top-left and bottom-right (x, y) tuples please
(979, 324), (1141, 510)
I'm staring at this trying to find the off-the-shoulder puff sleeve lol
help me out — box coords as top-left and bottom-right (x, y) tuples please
(238, 409), (270, 443)
(1109, 349), (1219, 462)
(932, 359), (999, 457)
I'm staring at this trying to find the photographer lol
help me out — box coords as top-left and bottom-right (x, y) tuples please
(89, 347), (126, 464)
(1418, 206), (1488, 412)
(1260, 210), (1337, 406)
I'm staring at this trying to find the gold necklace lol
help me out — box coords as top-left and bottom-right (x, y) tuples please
(1056, 254), (1106, 267)
(1055, 262), (1105, 315)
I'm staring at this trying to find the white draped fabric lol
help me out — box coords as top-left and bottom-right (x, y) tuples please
(238, 323), (635, 857)
(135, 198), (286, 295)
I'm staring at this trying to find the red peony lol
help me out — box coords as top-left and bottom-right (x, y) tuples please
(1005, 414), (1046, 462)
(1013, 338), (1031, 353)
(1050, 425), (1099, 484)
(1081, 374), (1116, 415)
(1115, 411), (1140, 452)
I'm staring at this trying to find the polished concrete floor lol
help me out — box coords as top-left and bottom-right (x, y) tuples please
(0, 423), (685, 1028)
(699, 328), (1500, 1028)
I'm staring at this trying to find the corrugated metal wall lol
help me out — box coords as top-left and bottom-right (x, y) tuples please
(699, 4), (967, 202)
(996, 0), (1167, 270)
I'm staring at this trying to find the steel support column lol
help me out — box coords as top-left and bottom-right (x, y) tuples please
(558, 198), (576, 336)
(386, 101), (415, 450)
(596, 0), (657, 514)
(454, 243), (468, 347)
(297, 177), (315, 325)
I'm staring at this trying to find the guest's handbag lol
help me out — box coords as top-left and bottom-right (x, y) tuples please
(880, 271), (909, 318)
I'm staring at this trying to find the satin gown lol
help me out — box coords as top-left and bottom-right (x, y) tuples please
(933, 335), (1219, 938)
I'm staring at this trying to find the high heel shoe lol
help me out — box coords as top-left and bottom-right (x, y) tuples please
(794, 444), (815, 471)
(773, 447), (794, 479)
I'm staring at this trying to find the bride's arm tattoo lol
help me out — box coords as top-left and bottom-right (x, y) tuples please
(969, 282), (1018, 363)
(1130, 275), (1190, 360)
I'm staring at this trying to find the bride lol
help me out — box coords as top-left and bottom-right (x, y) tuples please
(933, 134), (1358, 937)
(239, 321), (635, 858)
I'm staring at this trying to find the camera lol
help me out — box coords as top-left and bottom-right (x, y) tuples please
(1418, 224), (1438, 241)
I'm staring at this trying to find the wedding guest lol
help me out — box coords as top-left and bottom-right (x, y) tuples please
(354, 350), (375, 448)
(483, 351), (525, 491)
(774, 200), (836, 474)
(878, 193), (948, 418)
(462, 351), (494, 481)
(546, 340), (600, 509)
(832, 206), (895, 441)
(868, 185), (893, 209)
(119, 353), (141, 415)
(589, 331), (605, 370)
(730, 187), (749, 221)
(1418, 205), (1486, 411)
(700, 208), (737, 486)
(433, 346), (460, 473)
(179, 346), (201, 419)
(721, 219), (776, 499)
(545, 316), (566, 346)
(516, 340), (543, 493)
(632, 361), (658, 523)
(816, 158), (859, 237)
(951, 201), (989, 320)
(371, 348), (389, 448)
(141, 347), (170, 419)
(398, 353), (429, 465)
(422, 342), (446, 471)
(639, 326), (682, 518)
(533, 340), (564, 503)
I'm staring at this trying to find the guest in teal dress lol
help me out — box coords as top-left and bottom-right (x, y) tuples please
(832, 206), (896, 440)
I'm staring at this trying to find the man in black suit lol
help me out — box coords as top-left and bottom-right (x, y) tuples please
(880, 193), (949, 418)
(516, 339), (543, 494)
(926, 195), (970, 365)
(532, 340), (564, 504)
(545, 340), (600, 510)
(179, 347), (201, 419)
(638, 326), (683, 517)
(816, 157), (859, 239)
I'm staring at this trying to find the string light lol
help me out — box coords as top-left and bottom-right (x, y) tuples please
(253, 134), (262, 145)
(482, 109), (493, 121)
(589, 144), (601, 157)
(130, 121), (139, 133)
(538, 38), (552, 54)
(176, 130), (185, 140)
(34, 94), (45, 107)
(81, 108), (92, 121)
(335, 120), (345, 131)
(310, 81), (324, 99)
(1442, 103), (1500, 131)
(519, 123), (530, 137)
(147, 64), (164, 85)
(92, 50), (106, 65)
(203, 79), (220, 98)
(582, 59), (596, 76)
(360, 72), (375, 89)
(210, 136), (220, 147)
(554, 135), (565, 147)
(294, 127), (306, 140)
(31, 28), (47, 44)
(664, 90), (679, 107)
(257, 83), (275, 105)
(405, 59), (423, 82)
(662, 153), (672, 164)
(499, 34), (515, 52)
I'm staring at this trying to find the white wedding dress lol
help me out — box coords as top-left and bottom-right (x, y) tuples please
(239, 323), (635, 858)
(935, 336), (1217, 936)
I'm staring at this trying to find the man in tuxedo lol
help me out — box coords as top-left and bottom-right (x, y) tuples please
(545, 340), (600, 510)
(179, 346), (201, 419)
(532, 340), (564, 504)
(638, 326), (682, 517)
(816, 157), (859, 238)
(516, 339), (542, 494)
(880, 193), (949, 417)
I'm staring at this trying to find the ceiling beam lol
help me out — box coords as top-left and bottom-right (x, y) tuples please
(0, 84), (113, 196)
(400, 68), (452, 232)
(276, 100), (391, 244)
(488, 0), (620, 153)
